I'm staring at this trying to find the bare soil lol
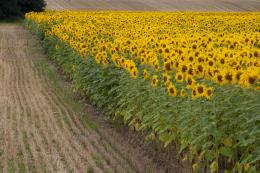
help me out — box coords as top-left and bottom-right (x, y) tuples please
(0, 23), (192, 173)
(45, 0), (260, 11)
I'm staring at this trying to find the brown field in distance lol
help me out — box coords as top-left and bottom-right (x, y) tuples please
(45, 0), (260, 11)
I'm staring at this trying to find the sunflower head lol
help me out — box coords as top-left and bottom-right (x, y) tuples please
(224, 71), (233, 83)
(239, 73), (250, 87)
(141, 57), (145, 64)
(197, 64), (204, 74)
(95, 54), (102, 64)
(188, 56), (194, 63)
(175, 72), (184, 83)
(181, 65), (188, 73)
(163, 73), (170, 85)
(188, 67), (194, 76)
(208, 60), (214, 67)
(180, 89), (187, 97)
(167, 83), (177, 97)
(207, 68), (214, 77)
(103, 58), (109, 65)
(186, 75), (196, 88)
(254, 51), (259, 58)
(248, 75), (257, 85)
(151, 75), (158, 87)
(192, 88), (198, 100)
(234, 71), (242, 82)
(196, 84), (206, 96)
(216, 73), (226, 85)
(130, 68), (138, 79)
(164, 62), (171, 71)
(220, 58), (225, 65)
(204, 87), (214, 100)
(143, 69), (148, 80)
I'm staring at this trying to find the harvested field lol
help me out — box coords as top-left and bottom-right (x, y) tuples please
(45, 0), (260, 11)
(0, 23), (187, 173)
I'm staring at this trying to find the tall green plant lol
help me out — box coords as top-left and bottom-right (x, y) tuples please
(25, 19), (260, 173)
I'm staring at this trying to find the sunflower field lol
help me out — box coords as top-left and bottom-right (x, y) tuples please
(25, 11), (260, 172)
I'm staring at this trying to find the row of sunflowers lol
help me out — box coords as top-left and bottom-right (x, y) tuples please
(25, 11), (260, 172)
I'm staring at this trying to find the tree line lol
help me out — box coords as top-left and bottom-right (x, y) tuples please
(0, 0), (46, 19)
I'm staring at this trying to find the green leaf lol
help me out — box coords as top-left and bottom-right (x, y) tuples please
(219, 147), (234, 158)
(205, 150), (215, 161)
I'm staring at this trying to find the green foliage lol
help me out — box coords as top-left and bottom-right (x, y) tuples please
(18, 0), (46, 14)
(0, 0), (21, 19)
(25, 19), (260, 173)
(0, 0), (45, 19)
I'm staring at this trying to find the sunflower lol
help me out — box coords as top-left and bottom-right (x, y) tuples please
(141, 57), (145, 64)
(219, 58), (225, 65)
(254, 50), (259, 58)
(130, 68), (138, 79)
(181, 64), (188, 73)
(239, 73), (249, 87)
(174, 61), (179, 69)
(164, 48), (170, 54)
(191, 88), (199, 100)
(143, 69), (148, 80)
(153, 60), (160, 71)
(175, 72), (184, 83)
(180, 88), (187, 97)
(196, 84), (206, 96)
(151, 75), (158, 87)
(204, 87), (214, 100)
(186, 75), (196, 88)
(187, 67), (194, 76)
(216, 73), (225, 85)
(196, 64), (204, 74)
(248, 75), (257, 85)
(164, 61), (171, 71)
(208, 60), (214, 67)
(103, 58), (109, 65)
(158, 48), (163, 54)
(163, 73), (170, 85)
(188, 56), (194, 63)
(224, 71), (233, 83)
(241, 70), (258, 87)
(167, 82), (177, 97)
(95, 54), (102, 64)
(92, 47), (98, 55)
(234, 71), (242, 82)
(206, 68), (214, 78)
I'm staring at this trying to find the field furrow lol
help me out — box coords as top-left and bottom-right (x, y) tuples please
(45, 0), (260, 11)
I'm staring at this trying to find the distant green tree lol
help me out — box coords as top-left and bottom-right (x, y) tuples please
(0, 0), (21, 19)
(18, 0), (46, 14)
(0, 0), (45, 19)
